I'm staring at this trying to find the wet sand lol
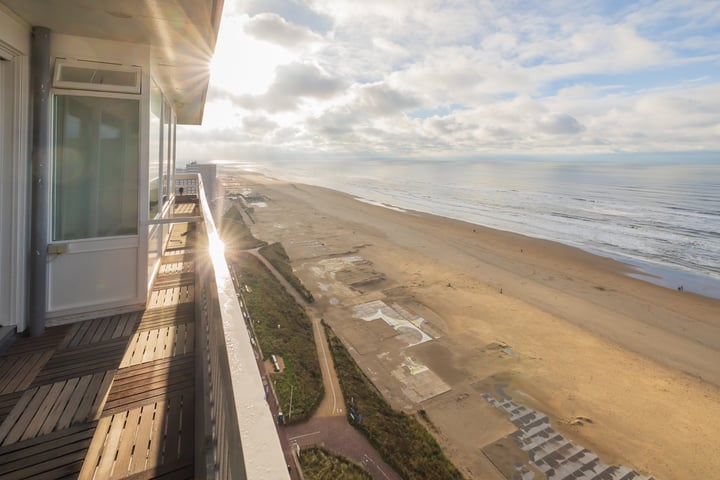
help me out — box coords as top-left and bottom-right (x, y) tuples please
(223, 173), (720, 480)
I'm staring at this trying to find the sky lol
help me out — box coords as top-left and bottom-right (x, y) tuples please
(176, 0), (720, 165)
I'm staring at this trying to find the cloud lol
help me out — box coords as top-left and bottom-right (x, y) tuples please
(236, 62), (347, 111)
(195, 0), (720, 159)
(244, 13), (323, 49)
(232, 0), (333, 33)
(355, 83), (420, 116)
(242, 115), (279, 135)
(537, 113), (585, 135)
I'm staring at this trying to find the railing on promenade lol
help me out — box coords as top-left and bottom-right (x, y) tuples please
(184, 173), (290, 480)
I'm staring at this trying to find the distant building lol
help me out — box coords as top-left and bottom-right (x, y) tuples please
(180, 161), (218, 201)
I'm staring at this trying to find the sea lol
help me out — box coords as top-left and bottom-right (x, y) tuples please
(221, 158), (720, 299)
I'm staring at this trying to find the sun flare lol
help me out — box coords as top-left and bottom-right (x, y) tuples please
(210, 15), (295, 96)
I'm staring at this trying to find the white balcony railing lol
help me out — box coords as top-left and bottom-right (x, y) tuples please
(185, 173), (290, 479)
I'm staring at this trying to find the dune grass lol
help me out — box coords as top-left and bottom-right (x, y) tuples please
(299, 446), (372, 480)
(260, 242), (315, 303)
(219, 204), (266, 250)
(233, 252), (323, 423)
(324, 321), (464, 480)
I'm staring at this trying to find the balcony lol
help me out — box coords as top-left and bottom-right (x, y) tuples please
(0, 174), (288, 479)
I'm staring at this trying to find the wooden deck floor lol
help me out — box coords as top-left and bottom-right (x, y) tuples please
(0, 221), (197, 480)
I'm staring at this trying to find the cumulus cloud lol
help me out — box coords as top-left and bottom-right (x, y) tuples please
(244, 13), (323, 49)
(355, 83), (420, 116)
(537, 113), (585, 135)
(194, 0), (720, 158)
(236, 62), (347, 111)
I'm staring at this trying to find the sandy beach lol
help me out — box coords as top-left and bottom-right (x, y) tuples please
(223, 172), (720, 480)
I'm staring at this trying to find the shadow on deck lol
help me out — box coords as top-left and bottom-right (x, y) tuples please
(0, 221), (197, 479)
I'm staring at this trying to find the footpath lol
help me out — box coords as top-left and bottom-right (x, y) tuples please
(245, 249), (401, 480)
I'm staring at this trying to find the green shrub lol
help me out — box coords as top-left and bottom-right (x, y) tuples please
(299, 446), (372, 480)
(219, 205), (266, 250)
(234, 253), (323, 422)
(324, 322), (464, 480)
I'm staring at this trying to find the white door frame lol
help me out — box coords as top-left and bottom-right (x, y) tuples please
(0, 39), (29, 331)
(47, 88), (145, 320)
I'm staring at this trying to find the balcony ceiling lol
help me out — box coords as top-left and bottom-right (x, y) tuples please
(2, 0), (224, 124)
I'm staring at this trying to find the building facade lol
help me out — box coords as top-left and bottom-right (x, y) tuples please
(0, 1), (223, 333)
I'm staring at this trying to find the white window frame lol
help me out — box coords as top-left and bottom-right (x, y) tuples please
(53, 58), (142, 94)
(50, 88), (143, 242)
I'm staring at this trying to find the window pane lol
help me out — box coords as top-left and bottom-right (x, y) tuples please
(149, 82), (162, 218)
(53, 95), (139, 240)
(162, 100), (171, 202)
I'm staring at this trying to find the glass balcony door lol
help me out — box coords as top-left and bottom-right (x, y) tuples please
(48, 92), (143, 317)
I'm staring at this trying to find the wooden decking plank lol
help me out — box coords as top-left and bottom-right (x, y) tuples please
(72, 371), (108, 425)
(180, 324), (194, 356)
(0, 447), (89, 480)
(0, 389), (34, 444)
(141, 329), (161, 364)
(1, 350), (53, 394)
(129, 402), (159, 474)
(108, 375), (192, 403)
(159, 252), (191, 264)
(0, 421), (95, 457)
(90, 317), (114, 344)
(57, 323), (81, 350)
(178, 394), (194, 461)
(32, 339), (127, 386)
(108, 370), (193, 403)
(20, 381), (65, 441)
(79, 319), (102, 347)
(56, 374), (92, 430)
(123, 462), (193, 480)
(180, 286), (194, 304)
(145, 400), (166, 474)
(27, 460), (85, 480)
(111, 355), (194, 385)
(1, 325), (69, 357)
(109, 356), (194, 390)
(114, 313), (140, 339)
(0, 392), (23, 425)
(158, 326), (174, 360)
(153, 274), (195, 287)
(0, 425), (95, 478)
(103, 383), (193, 416)
(90, 370), (116, 421)
(138, 313), (194, 332)
(123, 313), (142, 337)
(94, 411), (129, 480)
(38, 377), (79, 436)
(67, 320), (93, 349)
(162, 397), (182, 464)
(112, 315), (129, 338)
(0, 355), (22, 393)
(77, 415), (112, 480)
(122, 330), (152, 368)
(2, 384), (52, 445)
(112, 407), (142, 479)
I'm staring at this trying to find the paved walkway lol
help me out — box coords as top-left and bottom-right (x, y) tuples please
(242, 248), (402, 480)
(286, 417), (401, 480)
(247, 249), (345, 417)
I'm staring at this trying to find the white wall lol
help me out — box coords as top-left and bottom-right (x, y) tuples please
(0, 7), (29, 330)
